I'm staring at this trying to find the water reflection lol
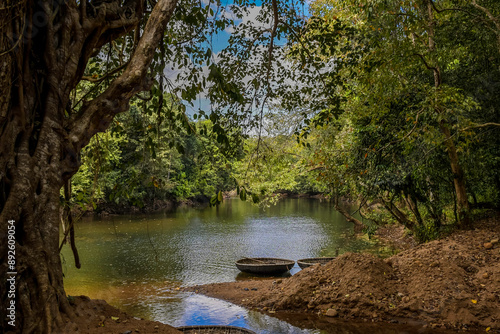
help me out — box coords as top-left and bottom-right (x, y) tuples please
(60, 198), (398, 333)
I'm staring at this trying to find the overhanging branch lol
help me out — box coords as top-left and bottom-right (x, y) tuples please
(66, 0), (178, 154)
(460, 122), (500, 131)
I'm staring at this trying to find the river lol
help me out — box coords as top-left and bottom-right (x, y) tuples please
(61, 198), (414, 333)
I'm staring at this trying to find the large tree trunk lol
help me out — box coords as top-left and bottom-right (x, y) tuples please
(0, 108), (76, 333)
(0, 0), (177, 332)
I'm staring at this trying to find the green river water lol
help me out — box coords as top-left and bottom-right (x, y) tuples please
(61, 198), (452, 334)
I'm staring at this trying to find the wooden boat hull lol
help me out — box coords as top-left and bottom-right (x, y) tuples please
(235, 257), (295, 275)
(297, 257), (335, 269)
(177, 325), (256, 334)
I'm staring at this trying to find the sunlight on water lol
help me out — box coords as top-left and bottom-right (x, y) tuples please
(61, 198), (391, 333)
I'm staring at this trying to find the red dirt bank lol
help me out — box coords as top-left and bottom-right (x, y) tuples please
(192, 216), (500, 332)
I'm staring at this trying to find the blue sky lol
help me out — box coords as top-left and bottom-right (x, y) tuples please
(165, 0), (311, 117)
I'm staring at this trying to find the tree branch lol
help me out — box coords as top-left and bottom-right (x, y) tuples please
(376, 108), (423, 153)
(413, 53), (437, 71)
(460, 122), (500, 131)
(471, 0), (500, 33)
(267, 0), (279, 82)
(66, 0), (178, 155)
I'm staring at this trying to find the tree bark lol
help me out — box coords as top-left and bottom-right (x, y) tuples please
(333, 194), (365, 232)
(471, 0), (500, 62)
(381, 198), (417, 230)
(438, 121), (470, 225)
(424, 0), (470, 226)
(405, 193), (423, 226)
(0, 0), (178, 332)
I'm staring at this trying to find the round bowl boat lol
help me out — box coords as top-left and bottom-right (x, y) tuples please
(235, 257), (295, 275)
(297, 257), (335, 269)
(176, 325), (256, 334)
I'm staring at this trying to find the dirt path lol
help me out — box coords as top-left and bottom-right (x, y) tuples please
(191, 215), (500, 332)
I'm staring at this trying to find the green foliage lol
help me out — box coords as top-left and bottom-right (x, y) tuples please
(231, 111), (326, 206)
(71, 96), (238, 210)
(298, 0), (500, 240)
(69, 0), (498, 244)
(227, 0), (499, 243)
(412, 221), (441, 243)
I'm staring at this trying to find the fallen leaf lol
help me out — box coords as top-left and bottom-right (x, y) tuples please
(471, 300), (477, 304)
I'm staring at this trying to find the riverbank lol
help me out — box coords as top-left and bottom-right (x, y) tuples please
(191, 214), (500, 332)
(76, 191), (330, 216)
(60, 296), (181, 333)
(73, 195), (211, 216)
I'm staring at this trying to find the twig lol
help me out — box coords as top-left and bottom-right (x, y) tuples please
(460, 122), (500, 131)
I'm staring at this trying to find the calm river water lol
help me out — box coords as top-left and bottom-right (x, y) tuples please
(61, 198), (441, 333)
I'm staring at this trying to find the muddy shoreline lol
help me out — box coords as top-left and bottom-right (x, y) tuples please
(58, 214), (499, 333)
(190, 215), (500, 332)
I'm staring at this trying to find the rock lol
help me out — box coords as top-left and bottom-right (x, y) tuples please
(325, 309), (338, 317)
(243, 288), (249, 291)
(484, 242), (493, 249)
(122, 331), (132, 334)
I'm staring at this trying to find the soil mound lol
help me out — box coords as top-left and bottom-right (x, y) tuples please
(257, 253), (397, 314)
(194, 215), (500, 331)
(61, 296), (181, 333)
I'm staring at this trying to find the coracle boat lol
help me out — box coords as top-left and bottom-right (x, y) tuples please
(176, 325), (256, 334)
(297, 257), (335, 269)
(235, 257), (295, 275)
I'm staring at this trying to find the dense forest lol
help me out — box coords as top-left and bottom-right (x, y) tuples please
(1, 0), (499, 332)
(70, 101), (239, 211)
(74, 0), (500, 243)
